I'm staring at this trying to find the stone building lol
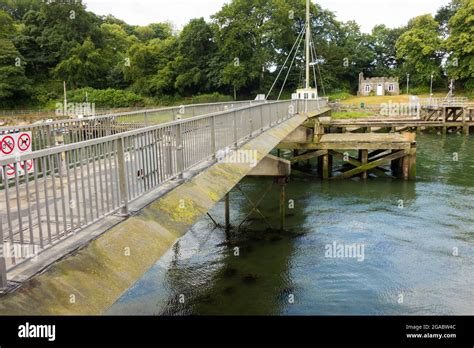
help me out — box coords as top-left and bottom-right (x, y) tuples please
(358, 73), (399, 96)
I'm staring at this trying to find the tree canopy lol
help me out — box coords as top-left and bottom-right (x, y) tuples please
(0, 0), (472, 108)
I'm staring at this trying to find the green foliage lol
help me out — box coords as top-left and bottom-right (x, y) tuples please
(173, 18), (216, 96)
(445, 0), (474, 82)
(328, 91), (353, 102)
(396, 15), (443, 85)
(188, 93), (233, 104)
(369, 24), (405, 76)
(408, 86), (430, 95)
(0, 9), (31, 106)
(53, 38), (109, 88)
(0, 0), (472, 109)
(65, 87), (145, 107)
(331, 111), (375, 119)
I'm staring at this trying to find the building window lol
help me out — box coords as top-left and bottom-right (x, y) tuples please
(364, 85), (371, 92)
(388, 84), (394, 92)
(312, 93), (316, 99)
(304, 93), (308, 99)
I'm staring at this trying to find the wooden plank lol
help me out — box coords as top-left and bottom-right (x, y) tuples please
(329, 150), (390, 177)
(277, 142), (411, 150)
(319, 133), (412, 143)
(290, 150), (327, 163)
(334, 150), (408, 179)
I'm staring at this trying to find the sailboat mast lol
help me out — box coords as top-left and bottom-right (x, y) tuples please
(305, 0), (311, 89)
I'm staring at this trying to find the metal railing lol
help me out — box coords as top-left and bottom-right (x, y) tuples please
(421, 97), (469, 108)
(0, 99), (326, 287)
(0, 100), (262, 152)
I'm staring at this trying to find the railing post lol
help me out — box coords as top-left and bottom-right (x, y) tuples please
(46, 124), (54, 148)
(116, 138), (129, 216)
(249, 109), (254, 138)
(0, 218), (8, 290)
(176, 123), (184, 178)
(233, 111), (238, 148)
(210, 115), (216, 158)
(260, 105), (264, 133)
(144, 111), (149, 126)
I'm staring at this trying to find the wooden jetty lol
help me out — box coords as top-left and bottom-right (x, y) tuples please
(322, 117), (474, 136)
(277, 112), (416, 180)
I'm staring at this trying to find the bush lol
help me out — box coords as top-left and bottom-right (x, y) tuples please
(65, 88), (145, 107)
(153, 93), (234, 106)
(189, 93), (233, 104)
(408, 86), (430, 95)
(464, 80), (474, 98)
(328, 91), (353, 102)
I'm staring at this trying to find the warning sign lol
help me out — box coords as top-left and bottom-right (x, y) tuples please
(1, 135), (15, 155)
(0, 132), (34, 179)
(18, 133), (31, 152)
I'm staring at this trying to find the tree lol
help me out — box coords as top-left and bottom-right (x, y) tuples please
(0, 0), (40, 21)
(435, 0), (463, 37)
(369, 25), (405, 77)
(396, 15), (443, 86)
(212, 0), (274, 98)
(53, 38), (108, 88)
(124, 37), (179, 96)
(0, 9), (30, 105)
(173, 18), (217, 96)
(14, 1), (102, 80)
(445, 0), (474, 87)
(134, 23), (173, 42)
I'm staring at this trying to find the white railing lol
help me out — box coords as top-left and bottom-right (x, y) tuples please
(421, 97), (468, 108)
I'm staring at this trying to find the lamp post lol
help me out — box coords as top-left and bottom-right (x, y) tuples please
(430, 73), (434, 104)
(406, 74), (410, 95)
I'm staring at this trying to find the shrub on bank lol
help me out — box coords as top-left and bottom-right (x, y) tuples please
(328, 91), (353, 102)
(65, 88), (145, 108)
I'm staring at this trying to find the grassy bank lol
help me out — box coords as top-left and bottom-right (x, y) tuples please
(331, 111), (376, 119)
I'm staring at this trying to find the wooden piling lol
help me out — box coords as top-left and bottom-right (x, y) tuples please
(408, 145), (417, 180)
(225, 193), (230, 231)
(322, 153), (330, 179)
(279, 182), (285, 231)
(463, 125), (470, 136)
(359, 150), (368, 180)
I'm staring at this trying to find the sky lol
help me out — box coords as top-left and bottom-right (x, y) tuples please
(83, 0), (451, 33)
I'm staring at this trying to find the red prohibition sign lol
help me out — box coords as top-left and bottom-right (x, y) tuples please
(1, 135), (15, 155)
(18, 133), (31, 152)
(20, 160), (33, 171)
(6, 163), (16, 176)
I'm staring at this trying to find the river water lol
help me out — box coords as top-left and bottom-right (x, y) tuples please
(108, 134), (474, 315)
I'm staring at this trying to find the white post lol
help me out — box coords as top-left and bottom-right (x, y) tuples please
(63, 81), (67, 117)
(305, 0), (310, 90)
(430, 74), (433, 101)
(406, 74), (410, 95)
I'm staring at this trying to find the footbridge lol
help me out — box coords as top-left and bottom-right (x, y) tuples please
(0, 99), (329, 314)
